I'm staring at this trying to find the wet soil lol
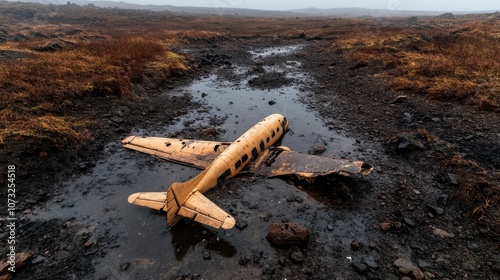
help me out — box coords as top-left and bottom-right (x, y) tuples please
(2, 36), (500, 280)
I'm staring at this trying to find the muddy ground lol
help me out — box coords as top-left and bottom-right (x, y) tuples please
(2, 36), (500, 279)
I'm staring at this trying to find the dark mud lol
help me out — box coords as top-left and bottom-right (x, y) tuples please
(2, 37), (500, 280)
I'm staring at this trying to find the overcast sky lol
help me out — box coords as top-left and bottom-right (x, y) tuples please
(106, 0), (499, 11)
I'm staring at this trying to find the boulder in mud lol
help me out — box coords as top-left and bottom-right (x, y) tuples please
(266, 223), (309, 246)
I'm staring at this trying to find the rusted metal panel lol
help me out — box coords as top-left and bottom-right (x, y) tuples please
(253, 148), (373, 179)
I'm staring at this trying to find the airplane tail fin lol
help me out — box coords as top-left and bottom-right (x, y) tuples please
(129, 165), (235, 230)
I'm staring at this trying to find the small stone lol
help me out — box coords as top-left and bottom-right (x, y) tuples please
(446, 173), (458, 185)
(203, 250), (211, 260)
(54, 250), (71, 260)
(427, 205), (444, 215)
(201, 127), (217, 136)
(352, 259), (368, 273)
(403, 112), (412, 123)
(290, 250), (305, 263)
(362, 255), (378, 269)
(431, 226), (455, 238)
(267, 223), (309, 246)
(84, 237), (96, 248)
(423, 271), (436, 279)
(111, 116), (123, 124)
(412, 269), (425, 280)
(308, 145), (326, 155)
(431, 117), (441, 122)
(327, 224), (334, 231)
(268, 100), (276, 105)
(464, 135), (475, 141)
(393, 257), (419, 274)
(413, 189), (421, 195)
(403, 217), (416, 227)
(31, 255), (46, 265)
(235, 220), (248, 231)
(380, 222), (391, 231)
(351, 240), (362, 251)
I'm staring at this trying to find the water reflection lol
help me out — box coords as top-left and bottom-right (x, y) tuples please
(171, 220), (237, 261)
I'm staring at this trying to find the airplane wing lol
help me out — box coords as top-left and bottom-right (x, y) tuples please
(122, 136), (231, 169)
(178, 191), (235, 230)
(251, 148), (373, 179)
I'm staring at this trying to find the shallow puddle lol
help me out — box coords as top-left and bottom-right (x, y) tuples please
(26, 45), (378, 279)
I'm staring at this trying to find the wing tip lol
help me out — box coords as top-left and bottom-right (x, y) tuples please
(221, 215), (236, 230)
(122, 136), (135, 144)
(128, 192), (140, 204)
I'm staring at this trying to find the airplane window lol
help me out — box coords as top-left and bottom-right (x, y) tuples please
(235, 160), (241, 169)
(217, 168), (232, 184)
(272, 131), (275, 137)
(241, 154), (248, 163)
(277, 127), (280, 132)
(251, 148), (258, 160)
(260, 141), (265, 151)
(266, 137), (270, 143)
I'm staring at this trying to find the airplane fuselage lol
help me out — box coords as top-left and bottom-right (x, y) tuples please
(190, 114), (289, 195)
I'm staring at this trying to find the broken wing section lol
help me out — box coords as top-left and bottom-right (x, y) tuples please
(252, 148), (373, 179)
(122, 136), (231, 169)
(178, 191), (236, 230)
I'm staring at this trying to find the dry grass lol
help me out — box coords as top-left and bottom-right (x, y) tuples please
(330, 14), (500, 109)
(443, 154), (500, 238)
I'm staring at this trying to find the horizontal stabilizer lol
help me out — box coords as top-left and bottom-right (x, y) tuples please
(128, 192), (167, 211)
(178, 191), (235, 230)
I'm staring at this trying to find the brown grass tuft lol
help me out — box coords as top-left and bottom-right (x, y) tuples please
(443, 154), (500, 238)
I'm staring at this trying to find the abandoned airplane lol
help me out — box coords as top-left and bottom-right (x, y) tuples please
(123, 114), (373, 230)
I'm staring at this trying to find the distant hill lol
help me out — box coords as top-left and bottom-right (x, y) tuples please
(4, 0), (498, 17)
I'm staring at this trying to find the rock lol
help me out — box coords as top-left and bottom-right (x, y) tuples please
(395, 133), (425, 153)
(289, 250), (305, 263)
(403, 112), (412, 123)
(54, 250), (71, 260)
(431, 226), (455, 238)
(423, 271), (436, 279)
(464, 135), (475, 141)
(431, 117), (441, 122)
(393, 257), (419, 274)
(380, 222), (391, 231)
(352, 259), (368, 273)
(446, 173), (458, 185)
(362, 255), (378, 269)
(31, 255), (46, 265)
(268, 100), (276, 105)
(403, 217), (417, 227)
(351, 240), (362, 251)
(203, 250), (211, 260)
(426, 204), (444, 216)
(267, 223), (309, 246)
(200, 127), (217, 136)
(327, 224), (334, 231)
(412, 269), (425, 280)
(308, 145), (326, 155)
(235, 220), (248, 231)
(111, 116), (124, 124)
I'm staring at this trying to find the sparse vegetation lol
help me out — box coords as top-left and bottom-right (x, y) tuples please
(329, 14), (500, 109)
